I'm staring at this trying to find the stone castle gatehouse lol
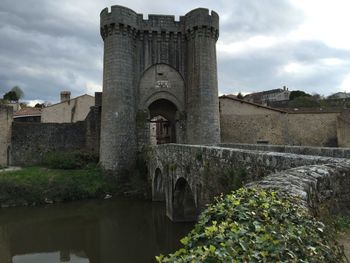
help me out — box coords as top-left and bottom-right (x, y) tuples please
(99, 6), (221, 173)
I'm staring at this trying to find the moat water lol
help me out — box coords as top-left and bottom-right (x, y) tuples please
(0, 198), (193, 263)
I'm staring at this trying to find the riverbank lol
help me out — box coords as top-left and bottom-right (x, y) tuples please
(0, 166), (121, 208)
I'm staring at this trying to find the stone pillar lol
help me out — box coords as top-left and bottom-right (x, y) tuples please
(185, 9), (221, 145)
(99, 6), (138, 174)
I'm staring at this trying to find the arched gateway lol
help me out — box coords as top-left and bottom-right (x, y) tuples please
(99, 5), (221, 175)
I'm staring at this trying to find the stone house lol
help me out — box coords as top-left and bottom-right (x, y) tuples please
(220, 95), (346, 147)
(41, 92), (94, 123)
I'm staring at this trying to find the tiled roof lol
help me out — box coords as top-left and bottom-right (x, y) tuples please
(219, 95), (287, 113)
(14, 107), (42, 117)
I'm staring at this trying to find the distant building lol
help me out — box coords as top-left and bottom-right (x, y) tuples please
(41, 91), (94, 123)
(13, 107), (41, 122)
(244, 86), (290, 105)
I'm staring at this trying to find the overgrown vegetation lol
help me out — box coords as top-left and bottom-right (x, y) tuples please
(325, 215), (350, 234)
(0, 166), (118, 207)
(42, 151), (99, 169)
(219, 168), (247, 191)
(157, 188), (345, 262)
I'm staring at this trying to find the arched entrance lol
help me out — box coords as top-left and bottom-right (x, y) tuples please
(153, 168), (165, 201)
(172, 178), (197, 222)
(137, 63), (186, 148)
(149, 99), (177, 145)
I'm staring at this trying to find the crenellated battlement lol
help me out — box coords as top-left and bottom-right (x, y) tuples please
(100, 5), (219, 40)
(183, 8), (219, 32)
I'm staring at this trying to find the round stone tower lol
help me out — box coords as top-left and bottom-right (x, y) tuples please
(184, 8), (221, 145)
(99, 6), (138, 173)
(99, 6), (221, 175)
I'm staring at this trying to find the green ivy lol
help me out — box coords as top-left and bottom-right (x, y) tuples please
(157, 188), (345, 263)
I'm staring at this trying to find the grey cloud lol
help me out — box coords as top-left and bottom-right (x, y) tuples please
(219, 0), (304, 41)
(218, 40), (350, 95)
(0, 0), (103, 101)
(0, 0), (349, 102)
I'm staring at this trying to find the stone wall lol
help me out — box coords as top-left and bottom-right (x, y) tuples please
(287, 113), (339, 147)
(85, 106), (101, 156)
(220, 114), (287, 145)
(220, 96), (341, 147)
(337, 113), (350, 147)
(11, 122), (86, 166)
(220, 111), (340, 147)
(0, 105), (13, 167)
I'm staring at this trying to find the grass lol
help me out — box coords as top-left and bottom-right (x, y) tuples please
(0, 165), (119, 207)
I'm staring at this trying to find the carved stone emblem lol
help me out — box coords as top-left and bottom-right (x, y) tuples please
(155, 80), (170, 89)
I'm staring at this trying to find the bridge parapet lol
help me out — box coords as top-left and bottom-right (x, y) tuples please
(148, 144), (348, 222)
(220, 143), (350, 159)
(247, 161), (350, 216)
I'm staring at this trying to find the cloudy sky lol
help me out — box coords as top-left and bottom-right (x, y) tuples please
(1, 0), (350, 104)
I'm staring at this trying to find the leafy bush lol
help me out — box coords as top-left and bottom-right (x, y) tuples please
(157, 188), (345, 263)
(42, 151), (98, 169)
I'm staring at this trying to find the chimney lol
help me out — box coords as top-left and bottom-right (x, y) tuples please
(60, 91), (71, 102)
(283, 86), (286, 91)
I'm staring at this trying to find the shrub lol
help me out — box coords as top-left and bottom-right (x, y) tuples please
(42, 151), (98, 169)
(157, 188), (345, 263)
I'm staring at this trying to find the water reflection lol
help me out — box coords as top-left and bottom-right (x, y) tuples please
(0, 198), (193, 263)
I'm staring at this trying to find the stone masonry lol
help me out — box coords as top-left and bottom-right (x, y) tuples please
(0, 105), (13, 167)
(148, 143), (348, 221)
(99, 6), (221, 174)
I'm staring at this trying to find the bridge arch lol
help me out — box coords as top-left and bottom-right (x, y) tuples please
(172, 177), (197, 222)
(152, 168), (165, 201)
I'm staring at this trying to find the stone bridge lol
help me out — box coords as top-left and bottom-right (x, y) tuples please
(148, 144), (350, 222)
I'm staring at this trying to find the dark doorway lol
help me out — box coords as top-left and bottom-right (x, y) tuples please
(149, 99), (177, 145)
